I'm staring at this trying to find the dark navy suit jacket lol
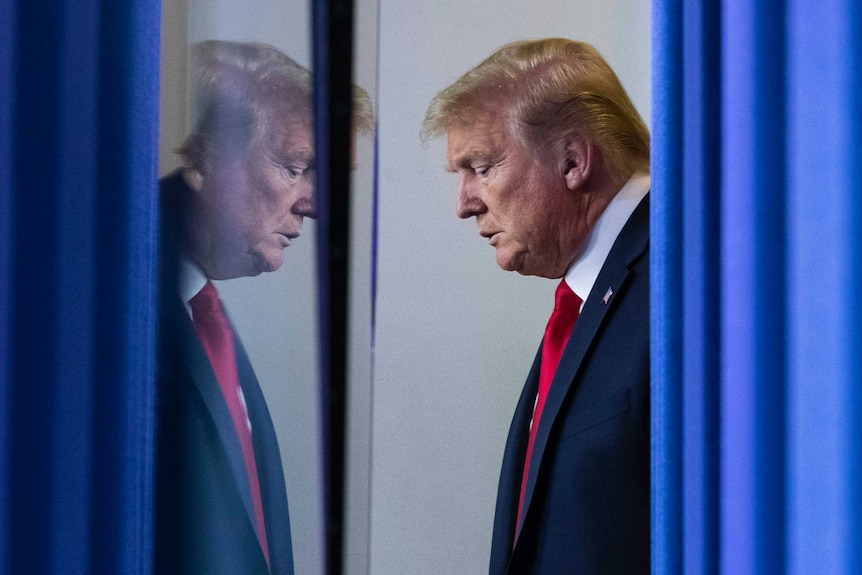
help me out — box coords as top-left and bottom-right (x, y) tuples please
(489, 194), (650, 575)
(155, 172), (294, 575)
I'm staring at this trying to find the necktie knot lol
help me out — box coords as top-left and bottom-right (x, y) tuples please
(553, 280), (581, 313)
(189, 280), (221, 315)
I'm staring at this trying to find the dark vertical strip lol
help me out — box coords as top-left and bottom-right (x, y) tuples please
(51, 0), (99, 571)
(9, 0), (63, 572)
(682, 0), (721, 573)
(311, 9), (334, 571)
(367, 23), (382, 574)
(0, 0), (15, 565)
(752, 8), (786, 572)
(92, 1), (127, 566)
(721, 1), (786, 573)
(370, 128), (380, 351)
(313, 0), (354, 573)
(367, 127), (380, 575)
(91, 0), (160, 572)
(651, 0), (684, 573)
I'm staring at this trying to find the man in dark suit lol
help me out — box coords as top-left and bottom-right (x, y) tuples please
(422, 39), (650, 574)
(155, 40), (316, 575)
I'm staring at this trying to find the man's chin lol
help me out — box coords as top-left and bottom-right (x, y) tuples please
(495, 249), (525, 273)
(250, 251), (284, 276)
(495, 251), (559, 278)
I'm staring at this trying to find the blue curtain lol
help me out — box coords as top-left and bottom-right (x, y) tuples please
(0, 0), (160, 573)
(653, 0), (862, 573)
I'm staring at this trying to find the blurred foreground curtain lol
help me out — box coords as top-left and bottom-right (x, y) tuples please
(653, 0), (862, 574)
(0, 0), (160, 573)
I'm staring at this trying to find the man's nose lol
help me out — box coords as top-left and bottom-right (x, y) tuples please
(456, 179), (484, 219)
(293, 178), (317, 219)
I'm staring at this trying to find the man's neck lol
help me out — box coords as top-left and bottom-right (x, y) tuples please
(564, 171), (650, 304)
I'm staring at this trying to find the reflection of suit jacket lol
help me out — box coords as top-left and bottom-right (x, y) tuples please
(490, 194), (650, 575)
(155, 172), (294, 575)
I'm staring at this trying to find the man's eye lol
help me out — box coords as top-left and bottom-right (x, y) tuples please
(284, 165), (305, 178)
(474, 165), (491, 176)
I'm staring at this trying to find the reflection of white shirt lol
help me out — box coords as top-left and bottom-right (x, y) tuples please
(179, 258), (208, 318)
(564, 172), (650, 308)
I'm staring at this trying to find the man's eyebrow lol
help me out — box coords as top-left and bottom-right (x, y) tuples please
(447, 150), (488, 172)
(283, 148), (314, 165)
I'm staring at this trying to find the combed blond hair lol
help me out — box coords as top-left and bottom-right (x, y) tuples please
(177, 41), (312, 170)
(177, 40), (374, 169)
(422, 38), (649, 180)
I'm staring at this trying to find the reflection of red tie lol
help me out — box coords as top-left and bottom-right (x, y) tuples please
(190, 281), (270, 568)
(516, 280), (582, 537)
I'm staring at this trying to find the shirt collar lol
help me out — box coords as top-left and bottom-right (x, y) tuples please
(564, 172), (650, 304)
(179, 257), (209, 317)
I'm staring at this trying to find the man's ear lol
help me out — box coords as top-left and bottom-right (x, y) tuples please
(563, 135), (593, 191)
(182, 167), (205, 192)
(180, 133), (209, 192)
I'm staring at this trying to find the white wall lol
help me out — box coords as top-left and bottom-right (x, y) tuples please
(159, 0), (188, 177)
(370, 2), (651, 573)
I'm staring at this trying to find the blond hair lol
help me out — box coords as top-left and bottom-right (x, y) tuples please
(422, 38), (649, 180)
(177, 40), (312, 170)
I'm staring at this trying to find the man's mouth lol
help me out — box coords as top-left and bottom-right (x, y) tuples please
(480, 231), (499, 244)
(277, 232), (300, 247)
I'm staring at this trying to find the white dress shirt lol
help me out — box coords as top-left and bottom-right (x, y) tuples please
(564, 172), (650, 307)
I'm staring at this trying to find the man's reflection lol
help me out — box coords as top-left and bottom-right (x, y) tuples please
(155, 40), (312, 575)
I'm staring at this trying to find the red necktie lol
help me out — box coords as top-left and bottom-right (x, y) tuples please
(515, 280), (582, 536)
(190, 281), (270, 568)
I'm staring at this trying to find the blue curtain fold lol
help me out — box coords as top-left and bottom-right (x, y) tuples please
(681, 1), (721, 573)
(0, 0), (14, 568)
(785, 1), (862, 574)
(1, 0), (160, 573)
(651, 0), (683, 572)
(720, 2), (787, 573)
(653, 0), (862, 573)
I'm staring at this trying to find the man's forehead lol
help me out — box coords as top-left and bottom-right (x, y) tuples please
(446, 114), (512, 164)
(270, 103), (312, 131)
(266, 111), (313, 154)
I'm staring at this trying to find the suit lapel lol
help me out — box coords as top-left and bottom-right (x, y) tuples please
(179, 303), (259, 538)
(513, 194), (650, 543)
(232, 323), (294, 574)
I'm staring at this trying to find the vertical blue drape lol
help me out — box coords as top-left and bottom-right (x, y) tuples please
(721, 2), (787, 574)
(0, 0), (13, 569)
(650, 0), (683, 573)
(653, 0), (862, 573)
(0, 0), (160, 573)
(682, 0), (721, 573)
(786, 1), (862, 574)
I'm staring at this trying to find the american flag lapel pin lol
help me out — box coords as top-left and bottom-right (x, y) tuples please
(602, 286), (614, 305)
